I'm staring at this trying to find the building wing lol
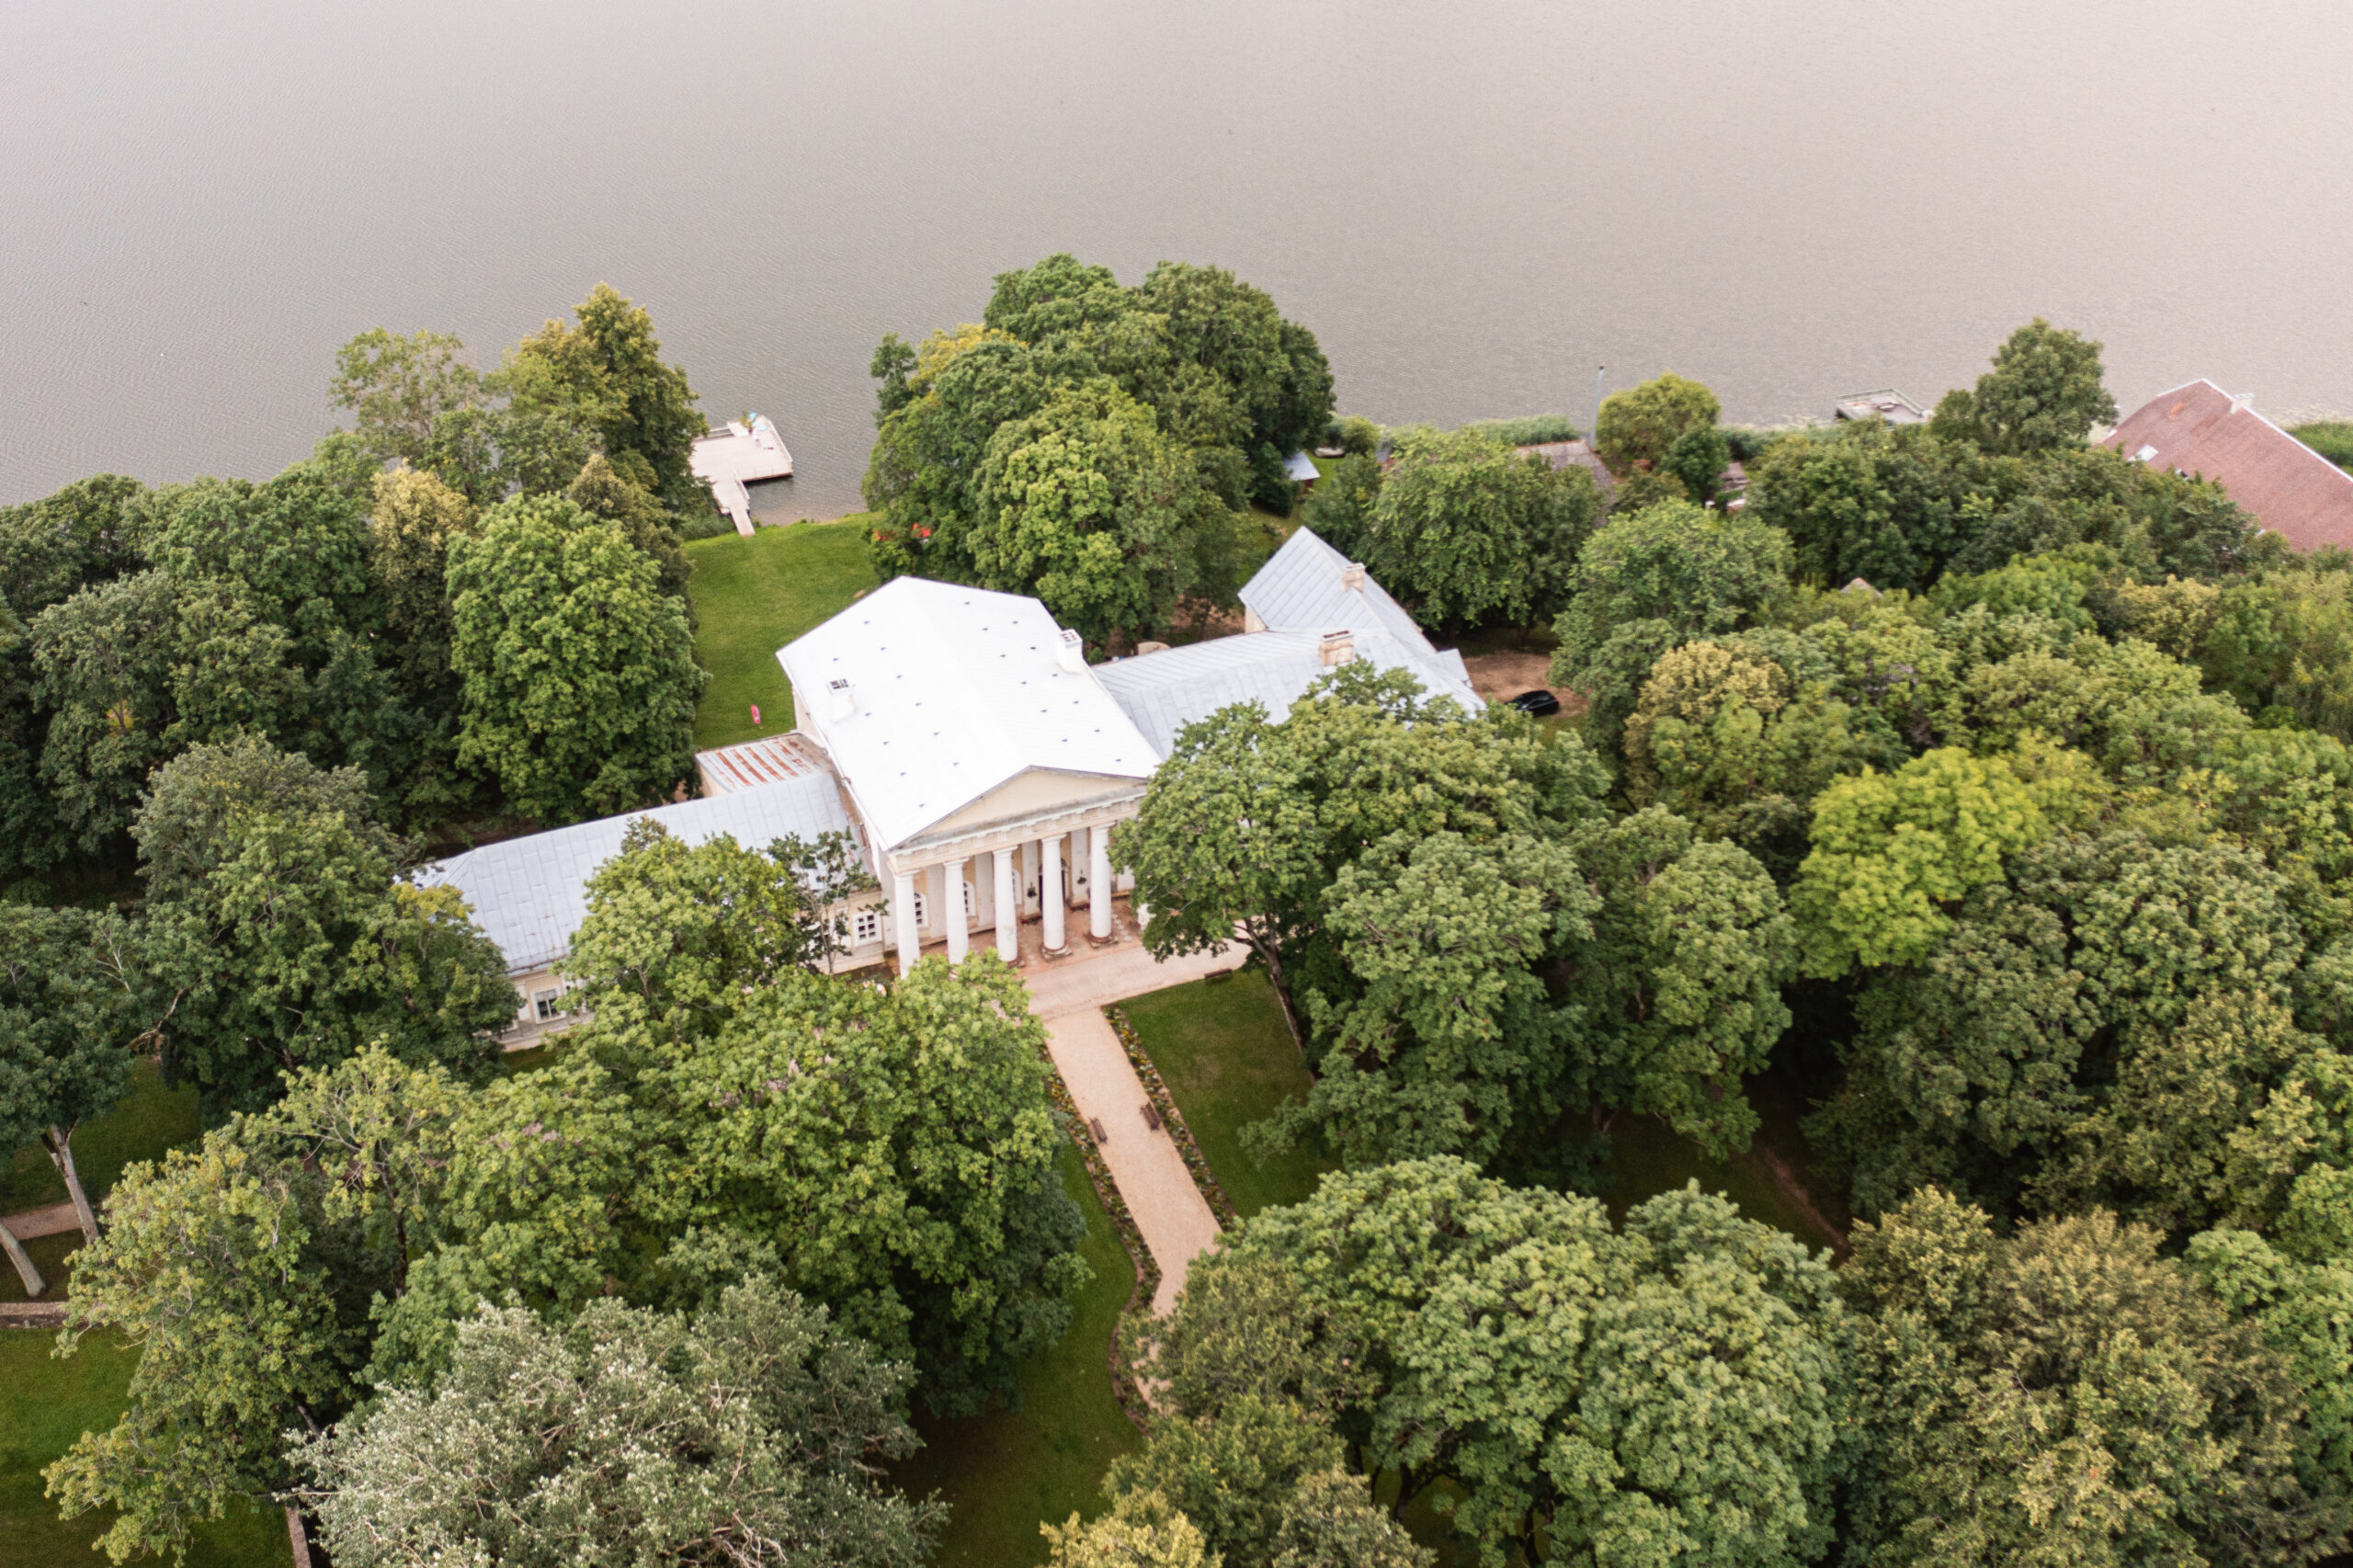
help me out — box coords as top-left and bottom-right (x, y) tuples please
(417, 774), (855, 976)
(2109, 379), (2353, 553)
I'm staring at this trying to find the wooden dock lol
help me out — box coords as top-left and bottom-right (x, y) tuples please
(688, 413), (793, 535)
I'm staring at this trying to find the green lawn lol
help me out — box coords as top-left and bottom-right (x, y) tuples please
(686, 519), (880, 751)
(0, 1330), (290, 1568)
(1120, 971), (1334, 1219)
(0, 1058), (199, 1218)
(892, 1141), (1142, 1568)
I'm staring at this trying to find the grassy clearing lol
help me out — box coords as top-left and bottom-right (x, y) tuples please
(686, 519), (880, 751)
(0, 1329), (290, 1568)
(892, 1141), (1142, 1568)
(1120, 970), (1334, 1218)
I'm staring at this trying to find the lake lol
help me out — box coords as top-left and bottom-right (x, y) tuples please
(4, 0), (2349, 520)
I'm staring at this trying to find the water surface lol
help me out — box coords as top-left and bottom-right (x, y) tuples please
(5, 0), (2349, 517)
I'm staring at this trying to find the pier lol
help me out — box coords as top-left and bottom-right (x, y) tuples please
(688, 413), (793, 535)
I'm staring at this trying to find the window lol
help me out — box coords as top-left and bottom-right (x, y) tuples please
(912, 891), (928, 928)
(532, 987), (564, 1022)
(962, 878), (976, 919)
(853, 908), (882, 946)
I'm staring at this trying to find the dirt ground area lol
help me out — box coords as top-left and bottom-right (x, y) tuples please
(1461, 649), (1586, 717)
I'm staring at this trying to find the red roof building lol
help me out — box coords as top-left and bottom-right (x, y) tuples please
(2108, 379), (2353, 552)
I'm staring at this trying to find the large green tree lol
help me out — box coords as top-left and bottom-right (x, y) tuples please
(1840, 1188), (2330, 1568)
(1929, 317), (2120, 457)
(445, 494), (706, 822)
(134, 737), (514, 1115)
(969, 381), (1217, 642)
(1593, 371), (1722, 473)
(1353, 426), (1598, 631)
(560, 817), (872, 1046)
(1158, 1162), (1847, 1568)
(0, 903), (142, 1257)
(296, 1279), (940, 1568)
(1549, 499), (1793, 751)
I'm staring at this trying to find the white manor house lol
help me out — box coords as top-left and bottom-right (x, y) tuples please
(425, 527), (1479, 1044)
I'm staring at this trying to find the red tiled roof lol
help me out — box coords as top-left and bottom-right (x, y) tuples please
(2108, 379), (2353, 552)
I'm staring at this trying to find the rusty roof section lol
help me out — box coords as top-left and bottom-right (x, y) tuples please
(696, 731), (837, 795)
(2108, 379), (2353, 552)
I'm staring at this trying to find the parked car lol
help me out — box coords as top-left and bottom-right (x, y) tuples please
(1506, 689), (1561, 716)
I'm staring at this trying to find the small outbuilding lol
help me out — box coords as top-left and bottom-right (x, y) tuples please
(1835, 389), (1929, 426)
(1283, 450), (1321, 488)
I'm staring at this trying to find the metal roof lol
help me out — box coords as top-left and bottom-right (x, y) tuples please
(778, 576), (1158, 852)
(416, 774), (855, 976)
(2108, 379), (2353, 553)
(1096, 625), (1480, 758)
(1240, 526), (1439, 656)
(1283, 449), (1320, 482)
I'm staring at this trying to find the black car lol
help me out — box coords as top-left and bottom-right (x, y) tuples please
(1506, 689), (1561, 716)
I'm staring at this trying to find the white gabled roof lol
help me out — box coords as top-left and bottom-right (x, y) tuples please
(416, 775), (855, 976)
(1283, 449), (1320, 483)
(1241, 526), (1442, 656)
(779, 577), (1158, 852)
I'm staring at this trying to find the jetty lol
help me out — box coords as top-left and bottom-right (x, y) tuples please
(689, 413), (793, 535)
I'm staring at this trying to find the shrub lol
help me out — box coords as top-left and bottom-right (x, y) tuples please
(2291, 420), (2353, 472)
(1460, 413), (1579, 447)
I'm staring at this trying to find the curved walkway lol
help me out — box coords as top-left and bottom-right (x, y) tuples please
(1024, 940), (1233, 1313)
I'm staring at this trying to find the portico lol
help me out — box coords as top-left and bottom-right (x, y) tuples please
(776, 577), (1163, 974)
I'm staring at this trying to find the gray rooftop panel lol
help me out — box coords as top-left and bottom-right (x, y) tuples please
(416, 774), (856, 975)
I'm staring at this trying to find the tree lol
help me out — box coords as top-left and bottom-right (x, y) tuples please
(1810, 829), (2317, 1221)
(520, 283), (705, 506)
(564, 451), (690, 602)
(1593, 372), (1721, 473)
(1790, 745), (2067, 976)
(1297, 453), (1382, 562)
(1569, 810), (1796, 1157)
(970, 381), (1215, 643)
(46, 1131), (376, 1562)
(1296, 828), (1592, 1165)
(641, 957), (1089, 1414)
(1929, 317), (2119, 456)
(1121, 665), (1609, 1163)
(1354, 426), (1597, 631)
(1662, 424), (1732, 506)
(0, 472), (148, 619)
(1183, 1162), (1846, 1568)
(1840, 1188), (2331, 1568)
(1136, 260), (1333, 460)
(1045, 1492), (1220, 1568)
(561, 818), (873, 1045)
(295, 1278), (941, 1568)
(1548, 500), (1792, 750)
(134, 737), (514, 1115)
(1744, 422), (2012, 591)
(0, 904), (142, 1256)
(30, 570), (305, 853)
(2188, 1166), (2353, 1504)
(328, 328), (482, 471)
(446, 494), (706, 822)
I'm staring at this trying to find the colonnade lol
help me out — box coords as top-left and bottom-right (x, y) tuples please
(890, 823), (1120, 975)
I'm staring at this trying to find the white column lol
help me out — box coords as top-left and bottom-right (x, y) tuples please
(944, 858), (970, 964)
(994, 847), (1018, 961)
(891, 870), (919, 977)
(1040, 835), (1067, 953)
(1089, 824), (1114, 941)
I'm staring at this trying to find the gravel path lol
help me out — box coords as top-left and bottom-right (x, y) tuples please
(1025, 940), (1234, 1313)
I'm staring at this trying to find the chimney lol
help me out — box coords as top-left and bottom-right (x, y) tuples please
(1319, 630), (1356, 666)
(1055, 629), (1088, 673)
(2230, 392), (2255, 416)
(1342, 561), (1366, 592)
(826, 677), (857, 720)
